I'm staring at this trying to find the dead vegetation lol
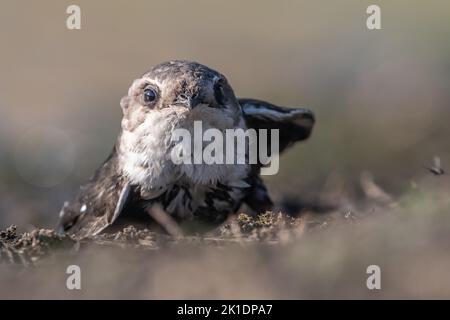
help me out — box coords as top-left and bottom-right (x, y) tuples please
(0, 212), (312, 265)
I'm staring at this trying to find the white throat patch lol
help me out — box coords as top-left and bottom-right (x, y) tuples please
(118, 105), (250, 196)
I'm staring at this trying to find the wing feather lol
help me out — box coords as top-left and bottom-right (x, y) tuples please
(57, 148), (132, 238)
(240, 98), (315, 154)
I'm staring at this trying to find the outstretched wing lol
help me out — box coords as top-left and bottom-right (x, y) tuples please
(57, 147), (132, 238)
(240, 98), (314, 214)
(240, 98), (315, 154)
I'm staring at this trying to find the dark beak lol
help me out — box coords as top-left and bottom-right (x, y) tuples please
(176, 93), (202, 109)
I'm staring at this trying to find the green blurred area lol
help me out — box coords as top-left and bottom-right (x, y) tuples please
(0, 0), (449, 227)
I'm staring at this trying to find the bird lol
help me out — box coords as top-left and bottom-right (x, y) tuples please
(58, 60), (315, 238)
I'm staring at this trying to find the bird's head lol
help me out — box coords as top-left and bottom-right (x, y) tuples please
(120, 60), (243, 132)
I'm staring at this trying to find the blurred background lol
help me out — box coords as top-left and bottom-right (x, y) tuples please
(0, 0), (449, 229)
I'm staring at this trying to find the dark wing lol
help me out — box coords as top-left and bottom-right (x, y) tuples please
(57, 147), (132, 239)
(242, 174), (274, 214)
(240, 98), (315, 214)
(240, 98), (315, 154)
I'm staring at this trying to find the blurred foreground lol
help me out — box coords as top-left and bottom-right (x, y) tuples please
(1, 173), (449, 299)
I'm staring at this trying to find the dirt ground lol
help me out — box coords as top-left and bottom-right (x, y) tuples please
(1, 173), (449, 299)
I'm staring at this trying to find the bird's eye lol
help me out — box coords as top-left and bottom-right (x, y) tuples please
(143, 88), (157, 104)
(214, 80), (226, 106)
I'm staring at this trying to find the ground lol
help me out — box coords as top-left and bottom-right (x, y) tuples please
(1, 174), (449, 299)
